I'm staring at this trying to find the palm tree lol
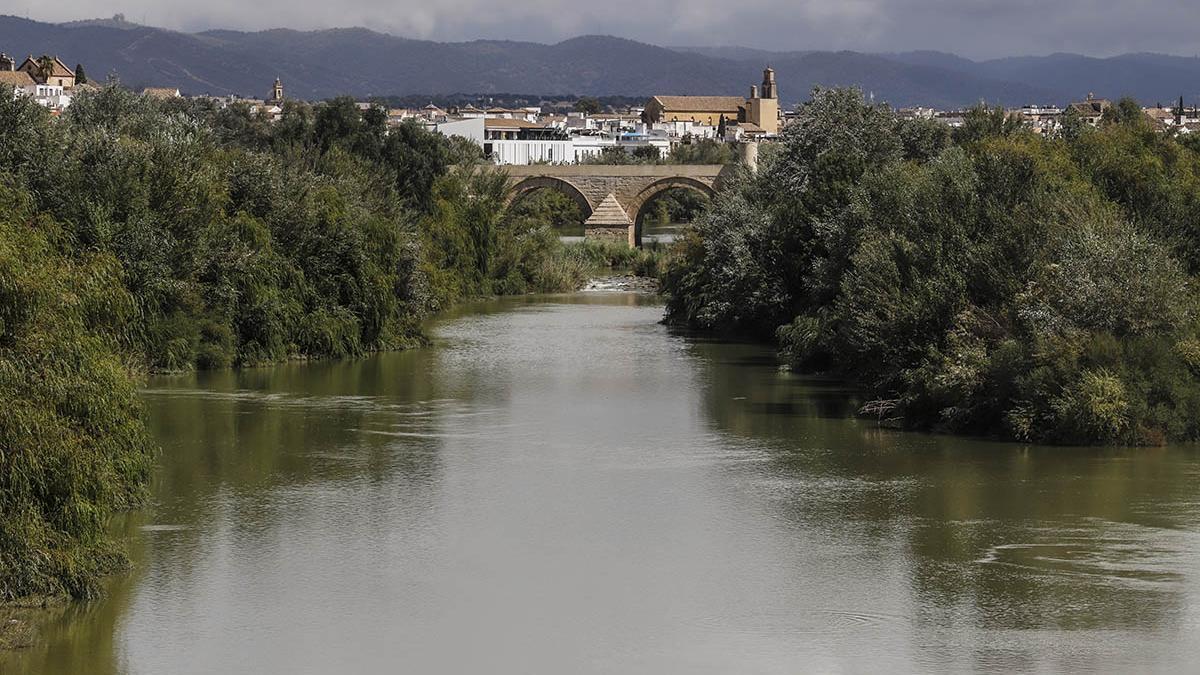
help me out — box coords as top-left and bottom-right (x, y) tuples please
(35, 55), (55, 84)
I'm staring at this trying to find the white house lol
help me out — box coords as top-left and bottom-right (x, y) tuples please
(32, 82), (70, 110)
(488, 139), (575, 165)
(436, 117), (486, 144)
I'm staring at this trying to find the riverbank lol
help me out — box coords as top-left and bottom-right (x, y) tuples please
(1, 84), (687, 608)
(0, 265), (664, 654)
(663, 88), (1200, 445)
(6, 292), (1199, 674)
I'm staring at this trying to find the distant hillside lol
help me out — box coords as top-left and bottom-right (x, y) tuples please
(3, 15), (1200, 106)
(782, 48), (1200, 105)
(683, 46), (1200, 104)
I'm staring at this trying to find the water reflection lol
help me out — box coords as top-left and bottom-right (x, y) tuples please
(687, 336), (1200, 671)
(3, 293), (1200, 674)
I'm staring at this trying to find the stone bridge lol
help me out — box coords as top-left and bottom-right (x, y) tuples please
(503, 164), (737, 246)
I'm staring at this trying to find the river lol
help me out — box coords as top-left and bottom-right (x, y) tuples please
(4, 291), (1200, 673)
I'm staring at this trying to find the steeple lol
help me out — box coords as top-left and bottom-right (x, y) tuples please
(271, 77), (284, 103)
(761, 66), (777, 100)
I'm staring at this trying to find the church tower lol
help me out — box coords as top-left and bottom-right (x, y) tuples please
(270, 77), (284, 103)
(761, 67), (777, 100)
(744, 66), (780, 135)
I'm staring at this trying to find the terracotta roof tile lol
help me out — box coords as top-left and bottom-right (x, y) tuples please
(18, 55), (74, 79)
(0, 71), (35, 87)
(650, 95), (744, 112)
(142, 87), (181, 98)
(484, 118), (542, 129)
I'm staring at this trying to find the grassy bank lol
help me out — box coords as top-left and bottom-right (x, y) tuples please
(556, 239), (673, 280)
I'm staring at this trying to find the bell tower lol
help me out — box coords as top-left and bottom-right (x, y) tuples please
(270, 77), (284, 103)
(744, 66), (779, 135)
(761, 66), (777, 99)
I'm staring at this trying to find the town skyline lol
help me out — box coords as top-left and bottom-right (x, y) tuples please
(7, 3), (1200, 60)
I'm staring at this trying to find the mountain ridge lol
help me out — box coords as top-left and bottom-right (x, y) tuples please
(2, 16), (1198, 106)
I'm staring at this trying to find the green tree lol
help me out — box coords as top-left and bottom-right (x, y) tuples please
(507, 189), (583, 231)
(669, 139), (734, 165)
(953, 104), (1025, 145)
(1102, 97), (1150, 129)
(632, 145), (661, 162)
(574, 96), (601, 115)
(34, 55), (55, 84)
(664, 85), (1200, 445)
(1058, 105), (1085, 141)
(896, 116), (951, 161)
(0, 72), (614, 601)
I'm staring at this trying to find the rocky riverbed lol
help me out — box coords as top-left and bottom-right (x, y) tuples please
(580, 274), (660, 294)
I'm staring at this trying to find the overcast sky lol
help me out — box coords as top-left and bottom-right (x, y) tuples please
(12, 0), (1200, 59)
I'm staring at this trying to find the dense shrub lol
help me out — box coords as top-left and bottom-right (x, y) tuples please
(664, 88), (1200, 444)
(0, 183), (154, 600)
(0, 84), (601, 600)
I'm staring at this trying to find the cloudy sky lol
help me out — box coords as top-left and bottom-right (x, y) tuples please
(11, 0), (1200, 58)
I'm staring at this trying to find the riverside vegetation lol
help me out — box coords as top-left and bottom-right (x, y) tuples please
(664, 88), (1200, 446)
(7, 80), (1189, 620)
(0, 85), (656, 610)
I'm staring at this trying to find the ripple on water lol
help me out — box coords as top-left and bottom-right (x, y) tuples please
(689, 608), (909, 636)
(142, 389), (510, 445)
(976, 521), (1195, 587)
(140, 390), (497, 420)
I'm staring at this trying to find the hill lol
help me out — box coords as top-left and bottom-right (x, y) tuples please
(3, 16), (1199, 106)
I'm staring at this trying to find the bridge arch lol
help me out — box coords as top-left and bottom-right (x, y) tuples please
(628, 177), (717, 246)
(505, 176), (594, 221)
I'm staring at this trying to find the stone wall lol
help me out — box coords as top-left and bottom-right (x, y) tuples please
(584, 227), (633, 245)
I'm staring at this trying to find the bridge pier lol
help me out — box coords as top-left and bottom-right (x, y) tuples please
(584, 193), (635, 248)
(583, 226), (636, 247)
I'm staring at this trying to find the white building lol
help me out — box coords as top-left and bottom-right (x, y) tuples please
(570, 133), (670, 163)
(650, 119), (717, 139)
(434, 115), (672, 165)
(32, 82), (71, 110)
(0, 71), (72, 110)
(489, 139), (576, 165)
(437, 117), (485, 143)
